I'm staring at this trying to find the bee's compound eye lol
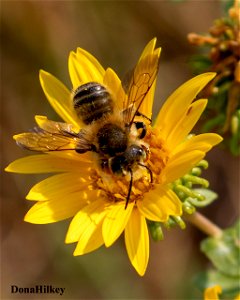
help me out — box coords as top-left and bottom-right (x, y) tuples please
(124, 145), (145, 163)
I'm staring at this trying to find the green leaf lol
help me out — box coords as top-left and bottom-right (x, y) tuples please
(189, 188), (218, 207)
(201, 220), (240, 277)
(195, 269), (240, 296)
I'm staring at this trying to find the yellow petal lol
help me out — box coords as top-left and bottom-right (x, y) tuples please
(66, 199), (107, 255)
(68, 52), (91, 89)
(137, 39), (161, 119)
(162, 150), (205, 184)
(68, 49), (105, 89)
(76, 47), (105, 77)
(166, 99), (208, 148)
(139, 78), (157, 120)
(5, 154), (91, 174)
(26, 173), (91, 201)
(102, 201), (134, 247)
(74, 221), (104, 255)
(103, 67), (125, 108)
(139, 38), (157, 59)
(24, 190), (97, 224)
(137, 186), (182, 221)
(66, 198), (106, 243)
(128, 42), (161, 119)
(172, 133), (223, 156)
(39, 70), (80, 129)
(125, 208), (149, 276)
(204, 285), (222, 300)
(155, 73), (216, 139)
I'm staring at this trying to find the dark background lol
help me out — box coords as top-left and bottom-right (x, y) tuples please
(1, 1), (239, 299)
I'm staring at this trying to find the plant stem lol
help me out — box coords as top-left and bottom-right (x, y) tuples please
(186, 212), (223, 238)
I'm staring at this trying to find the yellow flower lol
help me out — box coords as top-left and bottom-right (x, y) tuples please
(5, 38), (222, 276)
(204, 285), (222, 300)
(204, 285), (240, 300)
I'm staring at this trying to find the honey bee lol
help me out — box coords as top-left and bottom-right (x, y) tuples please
(16, 48), (160, 208)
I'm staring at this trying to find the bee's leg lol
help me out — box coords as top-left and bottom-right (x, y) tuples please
(134, 121), (147, 139)
(138, 163), (153, 183)
(122, 109), (151, 125)
(125, 168), (133, 209)
(75, 144), (97, 154)
(100, 158), (112, 174)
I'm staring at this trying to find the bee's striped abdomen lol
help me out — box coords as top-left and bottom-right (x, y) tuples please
(73, 82), (114, 125)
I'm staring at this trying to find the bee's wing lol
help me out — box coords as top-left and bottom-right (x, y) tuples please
(14, 118), (93, 153)
(123, 48), (160, 126)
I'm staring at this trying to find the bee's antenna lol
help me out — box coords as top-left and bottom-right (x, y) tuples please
(125, 168), (133, 209)
(138, 163), (153, 183)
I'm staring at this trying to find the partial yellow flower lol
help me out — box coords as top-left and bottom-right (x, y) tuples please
(204, 285), (240, 300)
(5, 38), (222, 276)
(204, 285), (222, 300)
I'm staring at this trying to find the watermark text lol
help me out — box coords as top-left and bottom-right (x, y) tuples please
(11, 285), (65, 296)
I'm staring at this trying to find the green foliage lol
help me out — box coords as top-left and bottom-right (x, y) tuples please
(202, 114), (226, 133)
(189, 188), (218, 207)
(189, 55), (212, 75)
(196, 220), (240, 296)
(201, 220), (240, 277)
(148, 160), (219, 241)
(196, 270), (240, 297)
(148, 221), (164, 241)
(223, 0), (235, 13)
(172, 160), (218, 214)
(188, 0), (240, 156)
(230, 110), (240, 156)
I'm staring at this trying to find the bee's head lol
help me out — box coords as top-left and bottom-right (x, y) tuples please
(109, 144), (147, 176)
(124, 144), (146, 163)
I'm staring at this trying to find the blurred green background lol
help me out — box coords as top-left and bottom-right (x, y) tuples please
(1, 1), (239, 299)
